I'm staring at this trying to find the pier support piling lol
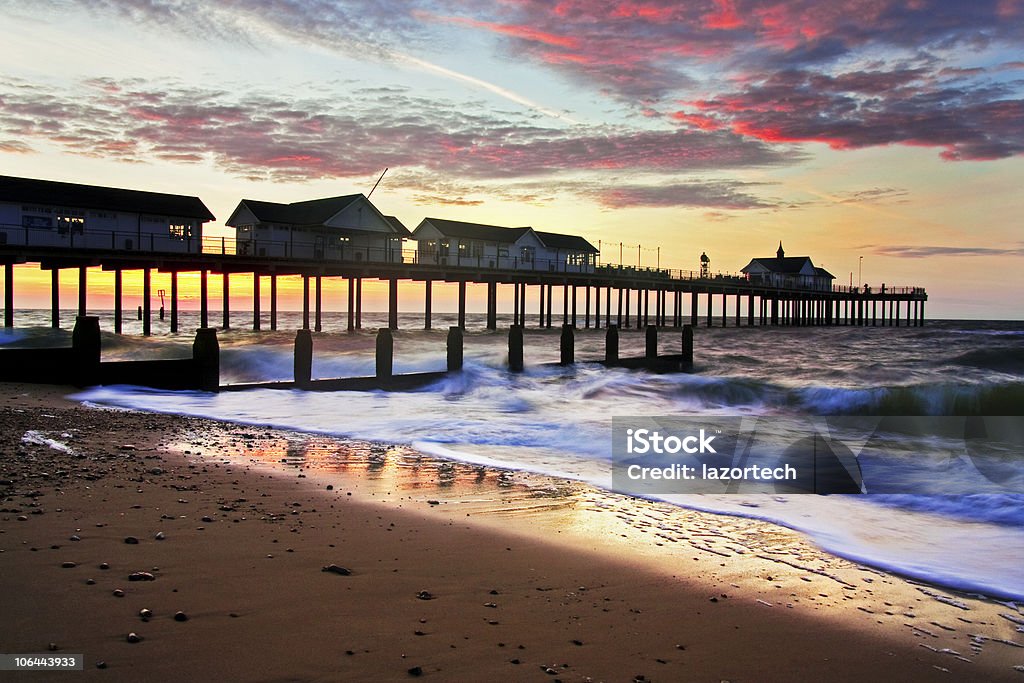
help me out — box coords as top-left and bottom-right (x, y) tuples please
(388, 277), (398, 330)
(315, 276), (323, 332)
(222, 273), (230, 330)
(302, 275), (310, 330)
(458, 281), (467, 329)
(200, 270), (209, 329)
(3, 262), (12, 328)
(270, 275), (277, 331)
(355, 279), (362, 329)
(115, 269), (123, 334)
(143, 268), (152, 337)
(170, 272), (178, 334)
(424, 280), (432, 329)
(78, 266), (87, 316)
(51, 269), (59, 329)
(253, 275), (261, 331)
(347, 277), (355, 331)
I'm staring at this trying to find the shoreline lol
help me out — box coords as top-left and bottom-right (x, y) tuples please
(1, 383), (1022, 681)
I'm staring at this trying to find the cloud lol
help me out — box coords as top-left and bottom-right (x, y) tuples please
(869, 244), (1024, 257)
(0, 77), (795, 189)
(0, 139), (33, 153)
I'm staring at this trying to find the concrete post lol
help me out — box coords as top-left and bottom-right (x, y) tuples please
(447, 326), (463, 372)
(560, 323), (574, 366)
(193, 327), (220, 392)
(508, 325), (524, 372)
(682, 324), (693, 366)
(72, 315), (101, 387)
(645, 324), (658, 359)
(605, 324), (619, 364)
(293, 328), (312, 389)
(376, 328), (393, 379)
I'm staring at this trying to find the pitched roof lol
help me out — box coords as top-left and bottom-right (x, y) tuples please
(814, 266), (835, 279)
(742, 256), (815, 274)
(422, 218), (532, 243)
(0, 175), (215, 221)
(534, 231), (599, 253)
(240, 195), (362, 226)
(383, 215), (412, 237)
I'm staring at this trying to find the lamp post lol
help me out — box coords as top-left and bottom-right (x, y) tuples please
(858, 256), (863, 289)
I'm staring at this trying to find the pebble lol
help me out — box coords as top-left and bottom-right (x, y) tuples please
(112, 589), (125, 598)
(99, 562), (110, 570)
(86, 579), (96, 585)
(70, 535), (81, 541)
(154, 532), (165, 541)
(201, 516), (214, 523)
(128, 571), (156, 582)
(95, 661), (107, 669)
(139, 608), (153, 620)
(407, 666), (423, 677)
(322, 564), (352, 576)
(126, 632), (141, 643)
(123, 536), (139, 545)
(61, 561), (77, 569)
(416, 590), (435, 600)
(173, 611), (189, 622)
(326, 485), (333, 491)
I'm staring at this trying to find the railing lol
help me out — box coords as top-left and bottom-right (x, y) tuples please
(0, 223), (925, 294)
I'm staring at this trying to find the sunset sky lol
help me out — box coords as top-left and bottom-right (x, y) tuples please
(1, 1), (1022, 319)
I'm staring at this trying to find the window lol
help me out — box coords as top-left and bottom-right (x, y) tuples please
(56, 214), (85, 235)
(498, 246), (509, 257)
(22, 215), (52, 229)
(472, 242), (484, 258)
(238, 225), (252, 235)
(520, 247), (534, 262)
(422, 240), (437, 254)
(335, 235), (350, 246)
(458, 240), (469, 256)
(439, 239), (450, 252)
(566, 252), (586, 266)
(169, 223), (192, 240)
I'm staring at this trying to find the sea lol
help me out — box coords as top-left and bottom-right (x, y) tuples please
(3, 309), (1023, 600)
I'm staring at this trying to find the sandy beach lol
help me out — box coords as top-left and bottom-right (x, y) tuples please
(1, 382), (1021, 682)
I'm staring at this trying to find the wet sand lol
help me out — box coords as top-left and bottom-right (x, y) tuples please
(1, 383), (1022, 681)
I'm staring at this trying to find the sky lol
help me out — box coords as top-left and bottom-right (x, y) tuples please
(1, 0), (1022, 319)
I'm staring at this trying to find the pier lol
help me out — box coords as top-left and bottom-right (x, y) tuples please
(0, 233), (928, 335)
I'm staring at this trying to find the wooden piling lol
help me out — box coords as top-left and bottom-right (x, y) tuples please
(270, 274), (277, 331)
(200, 269), (209, 328)
(253, 274), (261, 331)
(447, 326), (463, 371)
(560, 323), (574, 366)
(388, 277), (398, 330)
(170, 271), (178, 333)
(682, 324), (693, 366)
(508, 325), (524, 372)
(294, 328), (312, 388)
(78, 266), (87, 316)
(302, 275), (310, 330)
(458, 281), (467, 329)
(193, 327), (220, 392)
(3, 262), (12, 328)
(605, 324), (619, 363)
(315, 275), (323, 332)
(645, 325), (658, 359)
(424, 279), (432, 329)
(355, 278), (362, 329)
(115, 269), (123, 333)
(51, 268), (59, 329)
(72, 315), (101, 387)
(347, 276), (355, 331)
(143, 268), (152, 337)
(222, 272), (230, 329)
(376, 328), (393, 379)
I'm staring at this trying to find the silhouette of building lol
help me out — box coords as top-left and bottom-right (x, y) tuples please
(226, 194), (409, 261)
(411, 218), (598, 272)
(740, 242), (835, 291)
(0, 175), (214, 253)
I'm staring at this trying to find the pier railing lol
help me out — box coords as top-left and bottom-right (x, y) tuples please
(0, 222), (923, 294)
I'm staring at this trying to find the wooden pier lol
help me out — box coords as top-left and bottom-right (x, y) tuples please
(0, 239), (928, 334)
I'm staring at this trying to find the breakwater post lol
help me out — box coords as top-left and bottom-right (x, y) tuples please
(194, 327), (220, 392)
(560, 323), (574, 366)
(508, 325), (524, 372)
(645, 325), (658, 359)
(294, 328), (312, 389)
(605, 324), (619, 363)
(376, 328), (393, 379)
(447, 326), (463, 372)
(72, 315), (101, 387)
(682, 324), (693, 366)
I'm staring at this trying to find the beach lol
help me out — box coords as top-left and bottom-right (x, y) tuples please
(2, 383), (1021, 682)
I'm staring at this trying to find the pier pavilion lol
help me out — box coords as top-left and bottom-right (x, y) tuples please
(0, 176), (927, 335)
